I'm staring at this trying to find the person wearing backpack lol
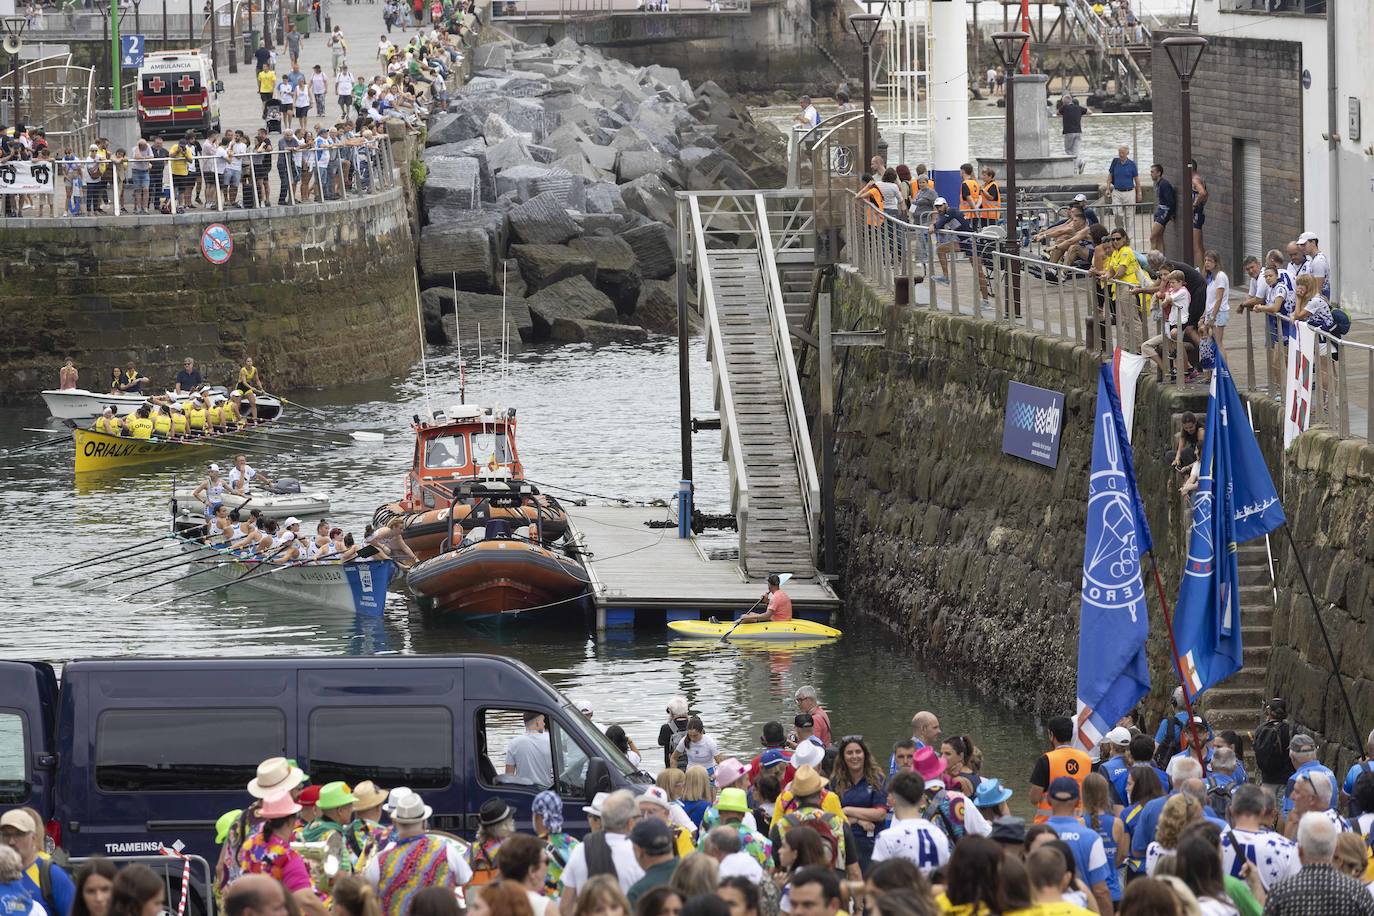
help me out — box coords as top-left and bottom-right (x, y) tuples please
(0, 810), (74, 916)
(1250, 697), (1295, 795)
(1340, 728), (1374, 819)
(1153, 686), (1214, 769)
(768, 765), (861, 880)
(1204, 747), (1245, 819)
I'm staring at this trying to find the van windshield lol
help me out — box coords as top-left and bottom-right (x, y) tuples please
(561, 703), (650, 782)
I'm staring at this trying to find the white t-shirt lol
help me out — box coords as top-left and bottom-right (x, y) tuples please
(718, 850), (764, 883)
(674, 732), (720, 767)
(1206, 270), (1230, 320)
(560, 831), (644, 894)
(362, 835), (473, 886)
(1145, 841), (1171, 875)
(1221, 828), (1299, 891)
(337, 72), (356, 96)
(228, 141), (247, 173)
(870, 817), (951, 875)
(310, 72), (327, 95)
(294, 84), (310, 108)
(228, 465), (257, 491)
(1308, 251), (1331, 295)
(800, 104), (819, 127)
(1198, 897), (1239, 916)
(505, 730), (553, 785)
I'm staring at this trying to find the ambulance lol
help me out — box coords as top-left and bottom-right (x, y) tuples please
(135, 49), (221, 138)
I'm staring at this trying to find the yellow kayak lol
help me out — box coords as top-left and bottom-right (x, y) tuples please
(667, 619), (842, 641)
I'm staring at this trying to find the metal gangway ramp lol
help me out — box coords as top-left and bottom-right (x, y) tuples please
(679, 191), (820, 580)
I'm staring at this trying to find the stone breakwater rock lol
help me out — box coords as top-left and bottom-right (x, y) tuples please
(416, 33), (790, 349)
(420, 287), (534, 345)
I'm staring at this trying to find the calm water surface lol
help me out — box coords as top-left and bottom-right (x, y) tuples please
(0, 337), (1044, 811)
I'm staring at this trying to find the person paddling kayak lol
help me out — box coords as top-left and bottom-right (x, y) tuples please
(737, 574), (793, 624)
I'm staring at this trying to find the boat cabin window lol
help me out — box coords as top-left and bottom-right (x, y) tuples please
(308, 707), (452, 789)
(96, 708), (286, 792)
(470, 431), (511, 466)
(0, 712), (25, 803)
(424, 434), (468, 469)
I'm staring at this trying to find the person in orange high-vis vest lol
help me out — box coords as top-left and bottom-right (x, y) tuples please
(1028, 715), (1092, 823)
(958, 162), (982, 223)
(857, 173), (884, 227)
(977, 167), (1002, 226)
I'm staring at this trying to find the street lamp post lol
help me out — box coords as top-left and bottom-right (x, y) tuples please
(132, 0), (142, 42)
(993, 30), (1030, 318)
(1163, 35), (1207, 267)
(848, 11), (883, 173)
(1, 17), (26, 126)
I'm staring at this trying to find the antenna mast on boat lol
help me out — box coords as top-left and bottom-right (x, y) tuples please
(453, 271), (467, 405)
(412, 267), (434, 421)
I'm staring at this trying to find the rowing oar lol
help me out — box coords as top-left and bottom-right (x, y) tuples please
(271, 422), (385, 443)
(2, 433), (72, 457)
(31, 533), (174, 583)
(76, 537), (222, 589)
(118, 545), (253, 600)
(142, 539), (305, 609)
(719, 572), (793, 643)
(263, 392), (330, 420)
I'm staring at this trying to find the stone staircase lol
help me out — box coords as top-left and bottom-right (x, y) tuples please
(776, 254), (814, 332)
(1199, 541), (1276, 733)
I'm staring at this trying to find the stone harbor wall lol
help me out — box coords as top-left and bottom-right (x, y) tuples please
(0, 189), (417, 400)
(415, 36), (789, 349)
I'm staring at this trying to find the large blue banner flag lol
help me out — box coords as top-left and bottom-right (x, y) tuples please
(1173, 351), (1285, 698)
(1076, 365), (1154, 752)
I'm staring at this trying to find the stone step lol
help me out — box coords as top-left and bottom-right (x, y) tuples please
(1242, 625), (1271, 643)
(1203, 686), (1264, 710)
(1244, 644), (1271, 668)
(1243, 607), (1273, 629)
(1229, 666), (1268, 690)
(1238, 565), (1271, 586)
(1238, 583), (1273, 604)
(1205, 707), (1257, 731)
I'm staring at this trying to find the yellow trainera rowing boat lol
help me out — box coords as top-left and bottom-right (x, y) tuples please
(73, 425), (274, 474)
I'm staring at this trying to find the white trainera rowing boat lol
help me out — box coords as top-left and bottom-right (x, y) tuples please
(173, 487), (331, 519)
(43, 387), (283, 421)
(175, 536), (393, 614)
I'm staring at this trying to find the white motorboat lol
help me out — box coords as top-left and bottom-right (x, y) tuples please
(42, 387), (283, 422)
(173, 486), (331, 519)
(173, 536), (392, 614)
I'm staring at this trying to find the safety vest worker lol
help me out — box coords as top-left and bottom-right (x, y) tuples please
(126, 412), (155, 440)
(959, 164), (982, 221)
(1033, 743), (1092, 823)
(979, 172), (1002, 223)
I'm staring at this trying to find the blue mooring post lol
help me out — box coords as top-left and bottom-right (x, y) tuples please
(678, 479), (692, 539)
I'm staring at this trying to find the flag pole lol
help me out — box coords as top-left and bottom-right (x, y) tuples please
(1146, 551), (1207, 766)
(1281, 522), (1363, 753)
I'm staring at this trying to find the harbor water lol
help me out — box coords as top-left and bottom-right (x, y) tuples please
(0, 338), (1046, 802)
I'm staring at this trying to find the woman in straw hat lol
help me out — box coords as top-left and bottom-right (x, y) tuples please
(216, 758), (308, 903)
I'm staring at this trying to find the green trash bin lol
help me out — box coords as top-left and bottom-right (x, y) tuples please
(293, 12), (311, 36)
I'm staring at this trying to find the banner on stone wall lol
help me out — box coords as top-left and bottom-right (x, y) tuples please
(0, 160), (55, 195)
(1002, 380), (1065, 469)
(1283, 323), (1316, 449)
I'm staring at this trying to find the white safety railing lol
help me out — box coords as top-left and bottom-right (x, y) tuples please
(688, 194), (752, 553)
(844, 198), (1373, 440)
(13, 135), (396, 220)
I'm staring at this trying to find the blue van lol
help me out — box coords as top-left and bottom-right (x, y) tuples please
(0, 655), (650, 867)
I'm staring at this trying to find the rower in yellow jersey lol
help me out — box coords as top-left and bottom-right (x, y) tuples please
(187, 398), (209, 434)
(151, 404), (172, 438)
(237, 357), (264, 422)
(93, 407), (117, 433)
(223, 396), (245, 429)
(170, 404), (189, 438)
(206, 395), (224, 429)
(125, 406), (155, 439)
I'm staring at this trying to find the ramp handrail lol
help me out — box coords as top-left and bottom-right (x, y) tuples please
(687, 194), (751, 555)
(753, 193), (821, 565)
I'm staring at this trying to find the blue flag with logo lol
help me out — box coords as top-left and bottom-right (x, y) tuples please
(1173, 351), (1285, 698)
(1076, 365), (1154, 752)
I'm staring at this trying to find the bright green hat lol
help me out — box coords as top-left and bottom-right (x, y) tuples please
(215, 809), (243, 844)
(287, 759), (311, 783)
(317, 781), (358, 811)
(716, 787), (749, 814)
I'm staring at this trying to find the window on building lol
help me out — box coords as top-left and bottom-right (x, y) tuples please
(96, 708), (287, 792)
(308, 707), (453, 789)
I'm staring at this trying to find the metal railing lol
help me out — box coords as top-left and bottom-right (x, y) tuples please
(69, 852), (215, 916)
(489, 0), (748, 18)
(7, 136), (397, 220)
(844, 199), (1373, 440)
(687, 193), (752, 554)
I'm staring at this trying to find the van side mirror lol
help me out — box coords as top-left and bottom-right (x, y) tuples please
(586, 756), (612, 801)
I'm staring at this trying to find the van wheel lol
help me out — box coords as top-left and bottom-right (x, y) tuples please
(211, 119), (221, 134)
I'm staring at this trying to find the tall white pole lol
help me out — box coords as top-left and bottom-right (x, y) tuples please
(928, 0), (969, 205)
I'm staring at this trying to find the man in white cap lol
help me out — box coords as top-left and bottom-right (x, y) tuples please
(1071, 192), (1100, 226)
(1298, 231), (1331, 298)
(0, 810), (74, 916)
(637, 787), (694, 856)
(216, 758), (308, 899)
(930, 197), (991, 304)
(364, 792), (472, 916)
(582, 791), (609, 833)
(560, 789), (644, 911)
(1097, 726), (1134, 805)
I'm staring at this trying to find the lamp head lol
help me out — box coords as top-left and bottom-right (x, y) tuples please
(848, 13), (883, 48)
(1162, 34), (1208, 82)
(991, 30), (1030, 70)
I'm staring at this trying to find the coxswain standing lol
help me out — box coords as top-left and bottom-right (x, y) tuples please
(193, 466), (228, 517)
(238, 357), (265, 422)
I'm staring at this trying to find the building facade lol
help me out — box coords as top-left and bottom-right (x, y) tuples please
(1152, 1), (1373, 313)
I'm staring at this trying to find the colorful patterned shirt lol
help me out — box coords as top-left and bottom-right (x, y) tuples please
(543, 832), (579, 898)
(696, 821), (772, 867)
(238, 828), (318, 897)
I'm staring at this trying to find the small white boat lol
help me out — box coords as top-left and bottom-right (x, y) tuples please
(175, 536), (393, 614)
(173, 487), (331, 519)
(42, 387), (283, 422)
